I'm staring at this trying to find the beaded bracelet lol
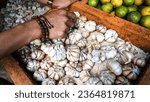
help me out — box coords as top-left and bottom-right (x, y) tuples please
(32, 15), (53, 39)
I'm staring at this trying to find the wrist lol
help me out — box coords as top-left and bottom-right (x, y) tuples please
(23, 20), (42, 41)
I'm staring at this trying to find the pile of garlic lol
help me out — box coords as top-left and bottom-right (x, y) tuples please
(18, 12), (149, 85)
(0, 0), (50, 31)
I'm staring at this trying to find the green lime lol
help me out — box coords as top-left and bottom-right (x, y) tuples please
(101, 3), (113, 13)
(115, 6), (128, 18)
(140, 15), (150, 29)
(127, 11), (141, 23)
(134, 0), (144, 6)
(111, 0), (123, 8)
(88, 0), (99, 7)
(141, 6), (150, 16)
(128, 5), (138, 13)
(97, 3), (102, 9)
(100, 0), (111, 4)
(145, 0), (150, 6)
(123, 0), (135, 6)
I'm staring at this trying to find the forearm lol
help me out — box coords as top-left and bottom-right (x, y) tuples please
(0, 20), (41, 58)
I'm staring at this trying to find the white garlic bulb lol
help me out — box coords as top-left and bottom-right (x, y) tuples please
(74, 11), (80, 17)
(84, 77), (103, 85)
(30, 39), (42, 46)
(76, 38), (87, 48)
(42, 78), (56, 85)
(115, 76), (130, 85)
(122, 64), (140, 80)
(99, 70), (116, 85)
(26, 60), (40, 72)
(69, 29), (82, 44)
(104, 29), (118, 43)
(40, 56), (53, 70)
(91, 49), (101, 62)
(132, 57), (146, 67)
(90, 31), (104, 43)
(107, 60), (122, 76)
(96, 24), (107, 34)
(83, 60), (94, 71)
(33, 69), (47, 81)
(67, 45), (80, 62)
(58, 76), (75, 85)
(85, 21), (96, 32)
(54, 59), (68, 68)
(48, 65), (65, 81)
(119, 51), (134, 64)
(79, 28), (90, 38)
(31, 50), (45, 60)
(79, 71), (91, 83)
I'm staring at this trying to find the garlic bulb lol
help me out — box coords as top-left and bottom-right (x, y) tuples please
(54, 59), (68, 68)
(33, 69), (47, 81)
(96, 24), (107, 34)
(79, 28), (90, 38)
(31, 50), (45, 60)
(119, 51), (134, 64)
(26, 60), (40, 72)
(58, 76), (75, 85)
(91, 49), (101, 63)
(79, 50), (87, 61)
(84, 77), (103, 85)
(74, 11), (80, 17)
(83, 60), (94, 71)
(65, 64), (80, 78)
(79, 71), (91, 83)
(42, 78), (56, 85)
(79, 16), (87, 22)
(99, 70), (116, 85)
(90, 62), (107, 77)
(90, 31), (104, 43)
(85, 21), (96, 32)
(67, 45), (80, 62)
(132, 57), (146, 67)
(48, 65), (65, 81)
(122, 64), (140, 80)
(40, 56), (53, 70)
(76, 38), (87, 48)
(101, 46), (117, 59)
(68, 29), (82, 44)
(115, 76), (130, 85)
(30, 39), (42, 46)
(104, 29), (118, 43)
(107, 60), (122, 76)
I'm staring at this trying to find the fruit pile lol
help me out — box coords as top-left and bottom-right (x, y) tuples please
(88, 0), (150, 29)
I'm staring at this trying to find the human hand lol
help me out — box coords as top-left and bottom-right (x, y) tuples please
(36, 0), (79, 9)
(43, 9), (77, 38)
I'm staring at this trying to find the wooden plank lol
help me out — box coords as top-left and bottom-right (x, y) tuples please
(0, 56), (34, 85)
(70, 2), (150, 52)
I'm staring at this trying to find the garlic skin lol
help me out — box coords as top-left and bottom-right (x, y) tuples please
(99, 70), (116, 85)
(31, 50), (45, 60)
(26, 60), (40, 72)
(122, 64), (140, 80)
(104, 29), (118, 43)
(96, 24), (107, 34)
(115, 76), (130, 85)
(48, 66), (65, 81)
(42, 78), (56, 85)
(85, 21), (96, 32)
(107, 60), (122, 76)
(67, 45), (80, 62)
(33, 69), (47, 81)
(58, 76), (75, 85)
(84, 77), (103, 85)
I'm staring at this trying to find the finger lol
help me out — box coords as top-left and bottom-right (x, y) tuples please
(66, 20), (75, 28)
(67, 12), (77, 23)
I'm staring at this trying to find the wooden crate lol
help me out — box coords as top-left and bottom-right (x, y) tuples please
(0, 1), (150, 85)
